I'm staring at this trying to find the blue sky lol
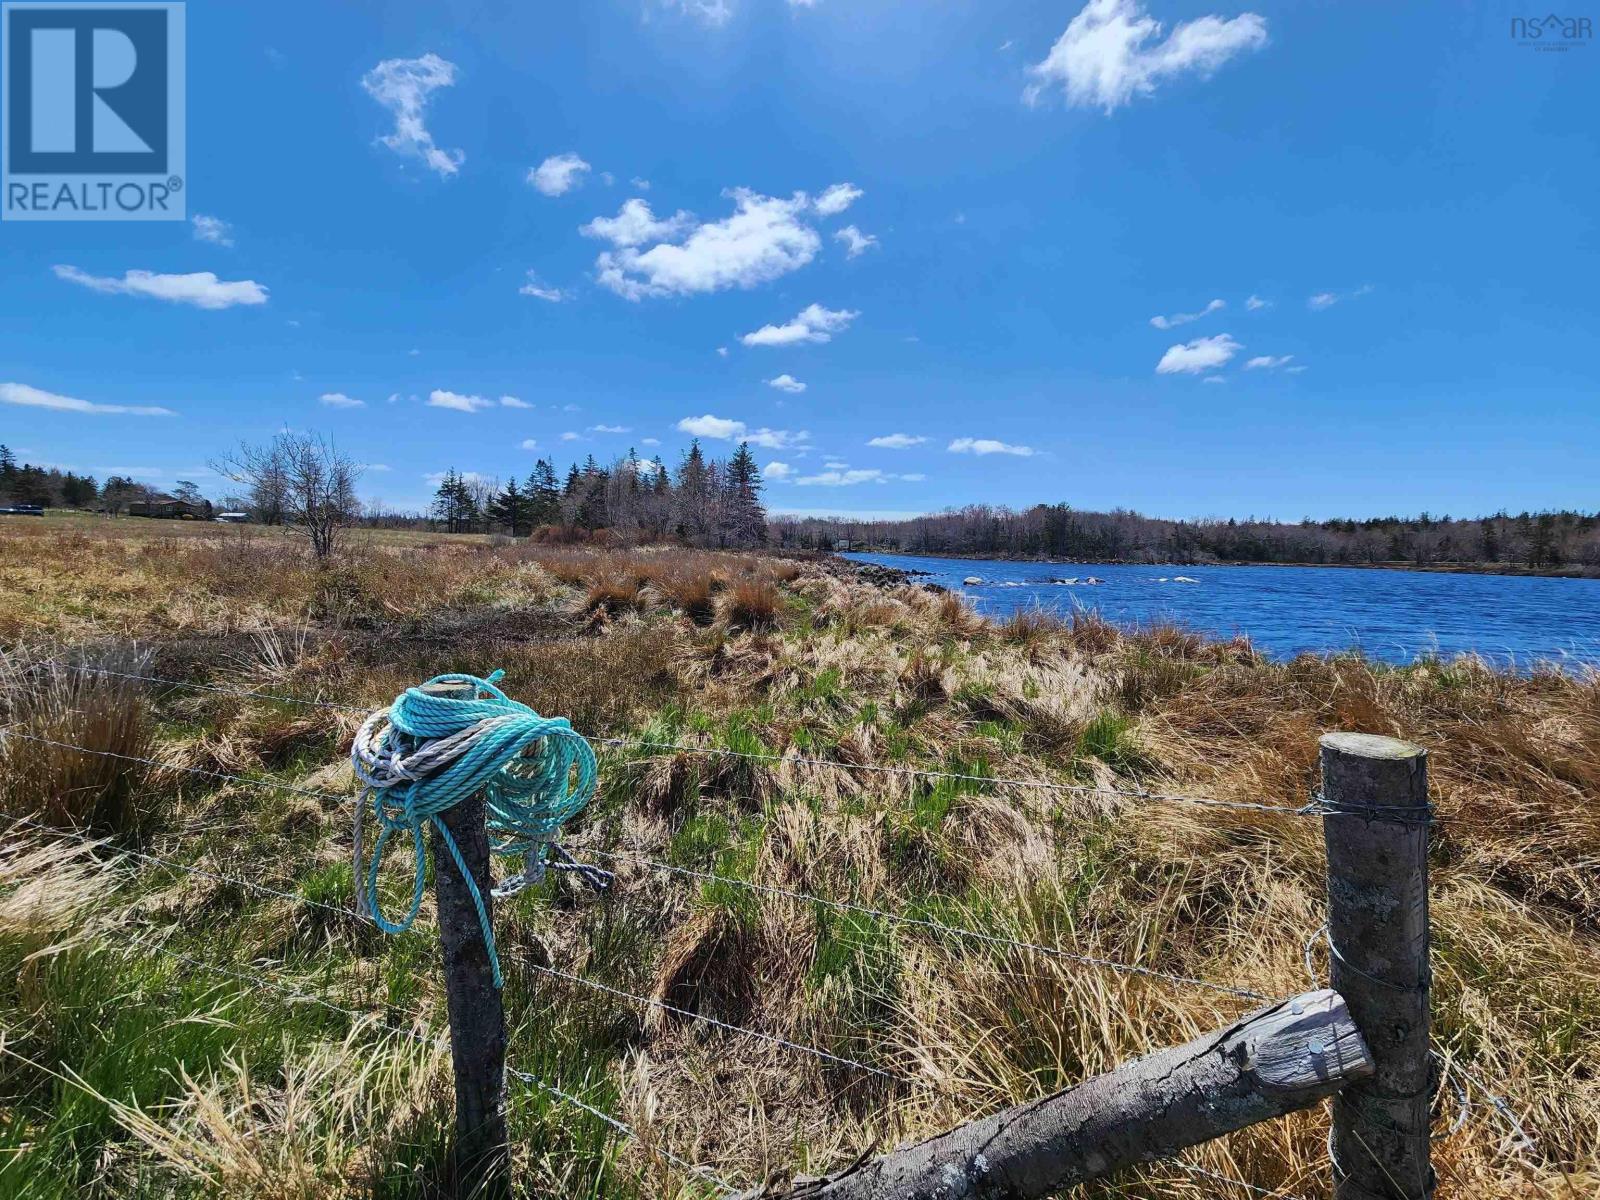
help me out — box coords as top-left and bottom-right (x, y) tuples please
(2, 0), (1596, 520)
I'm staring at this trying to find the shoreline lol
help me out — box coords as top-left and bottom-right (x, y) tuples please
(835, 549), (1600, 582)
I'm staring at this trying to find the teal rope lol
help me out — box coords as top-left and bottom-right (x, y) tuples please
(353, 670), (598, 987)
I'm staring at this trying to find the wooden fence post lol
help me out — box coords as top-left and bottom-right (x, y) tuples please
(1320, 732), (1431, 1200)
(738, 990), (1374, 1199)
(425, 681), (510, 1198)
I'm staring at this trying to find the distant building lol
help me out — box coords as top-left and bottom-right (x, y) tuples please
(128, 495), (210, 520)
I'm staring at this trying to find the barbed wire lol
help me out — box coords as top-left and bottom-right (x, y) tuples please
(35, 661), (1320, 817)
(94, 924), (739, 1194)
(3, 813), (914, 1086)
(580, 844), (1273, 1003)
(0, 729), (1274, 1002)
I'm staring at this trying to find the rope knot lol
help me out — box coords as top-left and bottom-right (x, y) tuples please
(350, 671), (600, 987)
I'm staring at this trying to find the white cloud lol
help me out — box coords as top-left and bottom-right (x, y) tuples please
(427, 389), (494, 413)
(676, 413), (808, 450)
(631, 177), (651, 191)
(824, 459), (850, 469)
(319, 392), (365, 408)
(788, 0), (821, 7)
(1246, 294), (1269, 310)
(767, 374), (806, 393)
(1025, 0), (1268, 113)
(1155, 333), (1240, 374)
(589, 423), (632, 433)
(589, 188), (844, 300)
(361, 53), (464, 177)
(813, 182), (862, 216)
(740, 302), (859, 347)
(716, 346), (729, 357)
(561, 431), (580, 441)
(0, 381), (174, 417)
(765, 461), (795, 480)
(1308, 285), (1369, 311)
(834, 225), (878, 257)
(360, 463), (393, 472)
(665, 0), (734, 26)
(519, 270), (564, 301)
(948, 437), (1037, 457)
(1150, 298), (1224, 330)
(192, 214), (234, 247)
(901, 472), (927, 481)
(580, 198), (694, 249)
(1244, 354), (1293, 370)
(528, 152), (592, 196)
(868, 433), (926, 449)
(1202, 376), (1227, 384)
(642, 437), (661, 446)
(54, 265), (268, 309)
(520, 438), (539, 450)
(425, 470), (494, 487)
(797, 468), (890, 486)
(500, 395), (532, 408)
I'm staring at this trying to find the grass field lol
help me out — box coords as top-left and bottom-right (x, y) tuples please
(1, 516), (1596, 1198)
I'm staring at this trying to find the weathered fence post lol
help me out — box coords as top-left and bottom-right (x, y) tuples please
(737, 990), (1374, 1199)
(425, 680), (510, 1198)
(1320, 732), (1431, 1200)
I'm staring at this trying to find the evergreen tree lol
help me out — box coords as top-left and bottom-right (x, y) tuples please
(721, 441), (767, 547)
(488, 477), (531, 535)
(673, 440), (711, 543)
(526, 459), (561, 527)
(430, 469), (477, 533)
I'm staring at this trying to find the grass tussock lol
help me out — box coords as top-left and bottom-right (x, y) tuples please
(0, 518), (1596, 1198)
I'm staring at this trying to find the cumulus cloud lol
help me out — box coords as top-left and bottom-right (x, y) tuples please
(1246, 294), (1269, 310)
(580, 198), (694, 248)
(0, 381), (174, 417)
(867, 433), (926, 449)
(519, 270), (564, 301)
(814, 182), (862, 216)
(1244, 354), (1293, 370)
(1025, 0), (1267, 113)
(764, 461), (794, 481)
(361, 53), (464, 177)
(589, 423), (632, 433)
(319, 392), (365, 408)
(520, 439), (539, 449)
(585, 186), (856, 300)
(834, 225), (878, 257)
(948, 437), (1037, 457)
(500, 395), (533, 408)
(740, 303), (859, 347)
(192, 214), (234, 247)
(766, 374), (806, 393)
(427, 389), (494, 413)
(1150, 298), (1224, 330)
(561, 431), (580, 440)
(1155, 333), (1240, 374)
(54, 265), (268, 309)
(529, 152), (592, 196)
(664, 0), (734, 26)
(676, 413), (808, 450)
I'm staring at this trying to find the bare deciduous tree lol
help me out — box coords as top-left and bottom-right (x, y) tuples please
(212, 432), (363, 559)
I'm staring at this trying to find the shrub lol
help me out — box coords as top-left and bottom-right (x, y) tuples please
(584, 576), (641, 615)
(664, 573), (717, 626)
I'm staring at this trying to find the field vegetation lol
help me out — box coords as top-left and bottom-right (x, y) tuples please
(0, 514), (1596, 1198)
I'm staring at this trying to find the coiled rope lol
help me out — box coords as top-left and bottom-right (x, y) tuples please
(351, 670), (599, 986)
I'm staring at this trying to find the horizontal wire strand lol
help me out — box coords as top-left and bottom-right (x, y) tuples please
(93, 925), (738, 1194)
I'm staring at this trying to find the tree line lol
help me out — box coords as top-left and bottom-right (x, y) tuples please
(772, 503), (1600, 572)
(0, 445), (209, 515)
(426, 441), (767, 547)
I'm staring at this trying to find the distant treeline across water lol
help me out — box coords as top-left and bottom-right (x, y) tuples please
(774, 504), (1600, 575)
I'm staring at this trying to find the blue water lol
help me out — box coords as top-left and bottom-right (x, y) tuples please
(843, 552), (1600, 669)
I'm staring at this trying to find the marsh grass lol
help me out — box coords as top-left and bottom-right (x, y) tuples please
(0, 522), (1595, 1197)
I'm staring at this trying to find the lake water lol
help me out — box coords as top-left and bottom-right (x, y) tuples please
(842, 552), (1600, 669)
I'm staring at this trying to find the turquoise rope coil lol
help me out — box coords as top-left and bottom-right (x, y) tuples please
(351, 670), (598, 987)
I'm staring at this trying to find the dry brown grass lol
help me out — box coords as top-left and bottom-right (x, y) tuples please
(1, 524), (1596, 1198)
